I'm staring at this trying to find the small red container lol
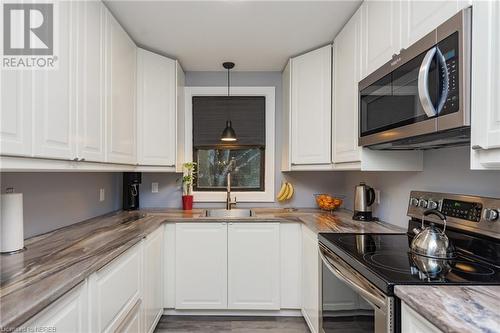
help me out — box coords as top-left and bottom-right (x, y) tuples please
(182, 195), (193, 210)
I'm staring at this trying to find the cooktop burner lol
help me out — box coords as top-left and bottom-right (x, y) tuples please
(318, 233), (500, 294)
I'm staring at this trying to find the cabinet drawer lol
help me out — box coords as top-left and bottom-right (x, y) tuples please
(90, 244), (141, 332)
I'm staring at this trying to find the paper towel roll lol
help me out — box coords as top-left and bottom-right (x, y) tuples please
(1, 193), (24, 253)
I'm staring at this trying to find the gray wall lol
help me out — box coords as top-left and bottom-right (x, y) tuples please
(139, 71), (346, 209)
(341, 147), (500, 228)
(1, 173), (122, 238)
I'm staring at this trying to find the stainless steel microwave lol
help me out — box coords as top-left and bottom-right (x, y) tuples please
(358, 8), (471, 150)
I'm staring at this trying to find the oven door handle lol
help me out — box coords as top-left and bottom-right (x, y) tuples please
(319, 246), (387, 311)
(418, 46), (438, 118)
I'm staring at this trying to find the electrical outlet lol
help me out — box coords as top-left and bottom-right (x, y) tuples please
(99, 188), (105, 202)
(152, 182), (159, 193)
(375, 189), (381, 205)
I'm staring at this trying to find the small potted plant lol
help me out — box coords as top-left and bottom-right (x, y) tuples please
(181, 162), (196, 210)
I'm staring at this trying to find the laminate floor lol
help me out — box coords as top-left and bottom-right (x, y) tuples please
(153, 315), (310, 333)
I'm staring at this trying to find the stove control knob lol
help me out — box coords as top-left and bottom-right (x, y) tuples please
(418, 199), (428, 208)
(427, 200), (438, 210)
(409, 197), (419, 207)
(483, 208), (499, 222)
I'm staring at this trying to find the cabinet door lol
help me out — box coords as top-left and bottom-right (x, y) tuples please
(333, 9), (362, 164)
(401, 1), (470, 49)
(137, 49), (176, 166)
(361, 0), (401, 79)
(75, 0), (106, 162)
(0, 71), (32, 156)
(471, 0), (500, 169)
(143, 227), (163, 333)
(291, 45), (332, 165)
(105, 11), (137, 165)
(227, 223), (280, 310)
(25, 282), (88, 333)
(401, 303), (443, 333)
(175, 223), (228, 309)
(89, 243), (142, 333)
(280, 223), (301, 309)
(32, 1), (76, 160)
(301, 226), (319, 333)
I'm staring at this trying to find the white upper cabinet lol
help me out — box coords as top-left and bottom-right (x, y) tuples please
(32, 1), (76, 160)
(333, 9), (362, 164)
(137, 48), (177, 166)
(75, 0), (106, 163)
(227, 223), (280, 310)
(175, 223), (228, 309)
(105, 10), (137, 165)
(332, 8), (423, 171)
(360, 0), (401, 79)
(471, 0), (500, 169)
(289, 45), (332, 166)
(0, 71), (32, 157)
(401, 1), (471, 49)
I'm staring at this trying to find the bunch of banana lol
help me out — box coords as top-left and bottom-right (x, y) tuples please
(277, 182), (294, 202)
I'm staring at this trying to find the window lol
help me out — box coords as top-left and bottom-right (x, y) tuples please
(192, 96), (266, 192)
(194, 146), (265, 191)
(186, 86), (275, 202)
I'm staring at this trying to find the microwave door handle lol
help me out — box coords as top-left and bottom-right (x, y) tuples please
(418, 46), (438, 118)
(319, 248), (386, 310)
(436, 47), (449, 115)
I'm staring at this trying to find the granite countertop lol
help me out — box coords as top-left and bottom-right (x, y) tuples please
(0, 207), (402, 329)
(395, 285), (500, 333)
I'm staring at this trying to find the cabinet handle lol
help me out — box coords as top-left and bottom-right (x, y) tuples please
(79, 158), (85, 162)
(72, 157), (79, 161)
(471, 145), (484, 150)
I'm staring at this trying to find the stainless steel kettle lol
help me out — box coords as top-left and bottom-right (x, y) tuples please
(410, 209), (455, 259)
(352, 182), (376, 221)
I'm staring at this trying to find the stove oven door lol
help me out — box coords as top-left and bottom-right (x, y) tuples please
(319, 244), (394, 333)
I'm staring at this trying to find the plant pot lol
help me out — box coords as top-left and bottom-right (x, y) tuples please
(182, 195), (194, 210)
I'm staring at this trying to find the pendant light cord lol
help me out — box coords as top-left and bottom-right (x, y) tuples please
(227, 67), (230, 97)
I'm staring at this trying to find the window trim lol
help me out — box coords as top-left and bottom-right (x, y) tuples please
(184, 86), (275, 202)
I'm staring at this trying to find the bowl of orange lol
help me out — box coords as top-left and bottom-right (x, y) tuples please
(314, 194), (344, 212)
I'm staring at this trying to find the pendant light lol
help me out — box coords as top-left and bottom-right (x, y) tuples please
(221, 62), (237, 142)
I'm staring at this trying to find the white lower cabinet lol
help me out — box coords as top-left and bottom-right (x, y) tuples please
(143, 227), (164, 332)
(280, 223), (302, 309)
(25, 282), (88, 333)
(173, 222), (291, 312)
(401, 302), (443, 333)
(89, 243), (142, 333)
(301, 225), (320, 333)
(175, 223), (228, 309)
(227, 223), (280, 310)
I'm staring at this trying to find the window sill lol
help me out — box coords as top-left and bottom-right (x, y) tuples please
(193, 191), (274, 202)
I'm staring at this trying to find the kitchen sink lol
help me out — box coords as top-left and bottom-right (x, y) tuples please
(204, 209), (255, 218)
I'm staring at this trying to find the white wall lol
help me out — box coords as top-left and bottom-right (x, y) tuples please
(1, 173), (122, 238)
(341, 147), (500, 228)
(139, 71), (346, 209)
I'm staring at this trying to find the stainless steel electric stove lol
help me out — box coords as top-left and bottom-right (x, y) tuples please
(318, 191), (500, 333)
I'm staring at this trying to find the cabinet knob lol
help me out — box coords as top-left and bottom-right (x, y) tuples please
(73, 157), (79, 161)
(409, 197), (419, 207)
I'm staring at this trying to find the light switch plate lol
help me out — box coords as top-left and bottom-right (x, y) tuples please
(99, 188), (105, 202)
(152, 182), (159, 193)
(375, 189), (381, 204)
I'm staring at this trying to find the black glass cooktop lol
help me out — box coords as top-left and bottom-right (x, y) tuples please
(318, 233), (500, 295)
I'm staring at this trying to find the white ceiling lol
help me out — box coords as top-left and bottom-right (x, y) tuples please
(104, 0), (362, 71)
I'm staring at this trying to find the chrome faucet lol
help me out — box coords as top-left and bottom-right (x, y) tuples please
(226, 172), (237, 210)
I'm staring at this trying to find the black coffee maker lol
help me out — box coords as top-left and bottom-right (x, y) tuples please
(123, 172), (141, 210)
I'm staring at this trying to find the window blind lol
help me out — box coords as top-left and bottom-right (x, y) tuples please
(192, 96), (266, 146)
